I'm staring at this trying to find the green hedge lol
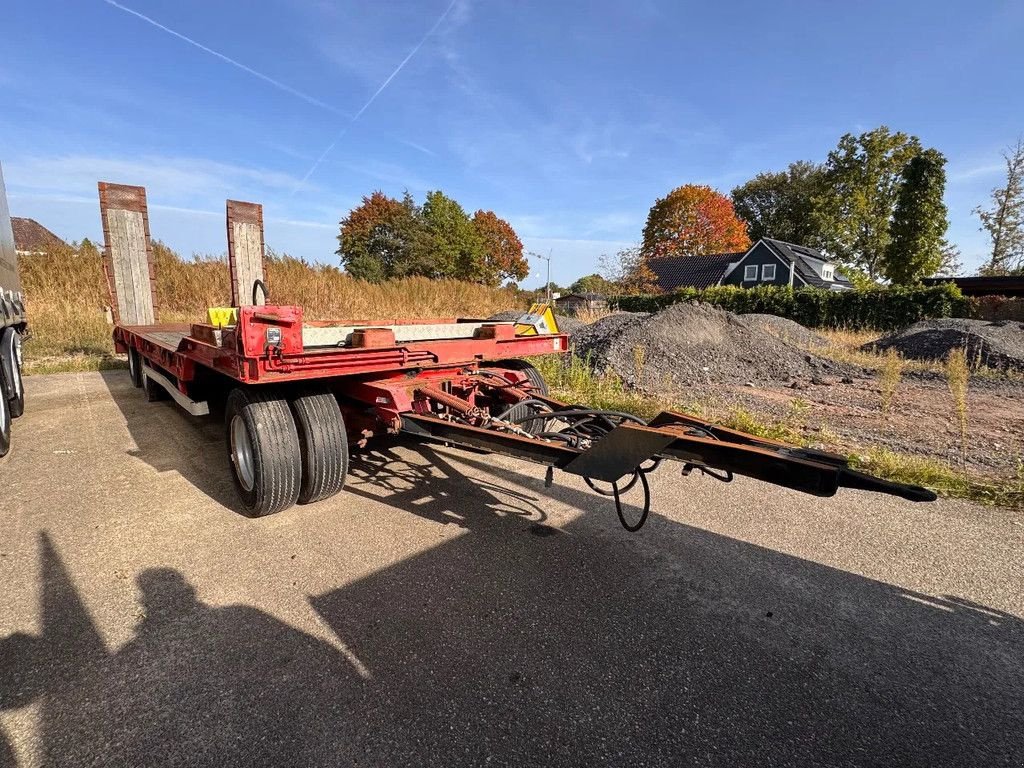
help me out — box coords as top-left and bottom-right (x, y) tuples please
(608, 283), (968, 331)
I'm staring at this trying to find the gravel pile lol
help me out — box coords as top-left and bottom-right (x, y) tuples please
(572, 302), (845, 391)
(870, 318), (1024, 372)
(741, 313), (828, 347)
(486, 310), (586, 335)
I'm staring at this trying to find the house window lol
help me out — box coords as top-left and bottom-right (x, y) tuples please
(744, 265), (758, 281)
(822, 266), (833, 280)
(762, 264), (776, 281)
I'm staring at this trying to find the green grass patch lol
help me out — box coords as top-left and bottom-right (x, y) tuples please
(851, 448), (1024, 509)
(23, 353), (126, 376)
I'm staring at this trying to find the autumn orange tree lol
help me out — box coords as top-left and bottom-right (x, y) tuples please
(472, 210), (528, 285)
(641, 184), (750, 261)
(337, 191), (427, 282)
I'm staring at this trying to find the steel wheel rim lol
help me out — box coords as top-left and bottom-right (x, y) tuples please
(230, 415), (255, 492)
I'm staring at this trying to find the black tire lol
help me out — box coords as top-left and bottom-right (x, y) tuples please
(289, 387), (349, 504)
(491, 359), (550, 435)
(6, 331), (23, 419)
(0, 328), (22, 419)
(225, 387), (302, 516)
(0, 364), (10, 458)
(128, 348), (143, 388)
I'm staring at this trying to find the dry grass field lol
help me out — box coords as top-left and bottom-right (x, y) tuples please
(18, 244), (523, 373)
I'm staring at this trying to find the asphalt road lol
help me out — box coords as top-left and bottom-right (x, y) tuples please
(1, 371), (1022, 767)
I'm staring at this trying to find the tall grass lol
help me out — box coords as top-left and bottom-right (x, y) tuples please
(946, 347), (970, 455)
(18, 243), (523, 371)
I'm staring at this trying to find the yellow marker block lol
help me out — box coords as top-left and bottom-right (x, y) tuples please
(514, 303), (559, 335)
(207, 307), (239, 328)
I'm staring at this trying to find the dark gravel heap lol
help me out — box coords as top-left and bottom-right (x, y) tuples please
(572, 302), (846, 391)
(869, 318), (1024, 372)
(486, 310), (585, 335)
(741, 313), (828, 348)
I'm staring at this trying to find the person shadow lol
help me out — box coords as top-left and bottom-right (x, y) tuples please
(0, 534), (361, 767)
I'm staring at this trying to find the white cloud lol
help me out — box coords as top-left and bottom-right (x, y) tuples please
(4, 154), (316, 202)
(948, 161), (1005, 183)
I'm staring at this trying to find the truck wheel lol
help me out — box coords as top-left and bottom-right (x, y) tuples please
(6, 332), (23, 419)
(491, 360), (550, 435)
(128, 348), (143, 388)
(0, 328), (23, 419)
(289, 387), (349, 504)
(0, 367), (10, 458)
(225, 387), (301, 516)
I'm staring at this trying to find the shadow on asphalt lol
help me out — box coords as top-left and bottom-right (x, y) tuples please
(99, 370), (242, 512)
(6, 413), (1022, 765)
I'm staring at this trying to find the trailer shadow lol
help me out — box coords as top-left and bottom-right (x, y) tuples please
(3, 445), (1022, 765)
(99, 370), (241, 512)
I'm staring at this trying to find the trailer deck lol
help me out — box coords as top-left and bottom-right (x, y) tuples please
(98, 181), (936, 521)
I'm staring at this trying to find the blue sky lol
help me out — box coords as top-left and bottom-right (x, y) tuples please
(2, 0), (1022, 286)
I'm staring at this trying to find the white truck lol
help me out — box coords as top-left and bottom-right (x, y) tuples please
(0, 161), (27, 457)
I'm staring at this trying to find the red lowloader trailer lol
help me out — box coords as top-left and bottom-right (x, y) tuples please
(99, 182), (935, 526)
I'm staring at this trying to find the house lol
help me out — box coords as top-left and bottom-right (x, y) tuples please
(649, 251), (746, 292)
(648, 238), (852, 292)
(554, 292), (608, 314)
(11, 217), (67, 255)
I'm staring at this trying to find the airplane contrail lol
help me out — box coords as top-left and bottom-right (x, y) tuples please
(103, 0), (345, 116)
(294, 0), (460, 189)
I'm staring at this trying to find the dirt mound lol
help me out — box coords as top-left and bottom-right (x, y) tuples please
(572, 302), (845, 391)
(742, 314), (827, 347)
(486, 310), (586, 335)
(870, 318), (1024, 372)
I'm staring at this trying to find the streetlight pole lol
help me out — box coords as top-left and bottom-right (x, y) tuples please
(535, 250), (552, 304)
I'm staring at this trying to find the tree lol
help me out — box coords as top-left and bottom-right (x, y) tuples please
(77, 238), (101, 258)
(471, 210), (528, 285)
(883, 149), (949, 284)
(974, 139), (1024, 275)
(421, 191), (483, 280)
(730, 161), (825, 244)
(568, 273), (617, 295)
(934, 240), (963, 277)
(811, 126), (923, 280)
(337, 191), (427, 282)
(338, 190), (526, 283)
(599, 246), (658, 294)
(641, 184), (750, 261)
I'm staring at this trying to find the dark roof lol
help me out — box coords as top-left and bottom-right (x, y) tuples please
(759, 238), (851, 289)
(922, 275), (1024, 297)
(11, 217), (66, 253)
(647, 252), (744, 291)
(555, 292), (606, 302)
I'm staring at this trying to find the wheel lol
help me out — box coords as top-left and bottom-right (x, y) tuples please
(225, 387), (301, 516)
(1, 329), (24, 419)
(490, 359), (550, 435)
(289, 387), (349, 504)
(127, 348), (143, 388)
(0, 363), (10, 458)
